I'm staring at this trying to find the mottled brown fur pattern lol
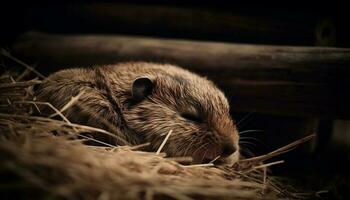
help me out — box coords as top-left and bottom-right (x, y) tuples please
(36, 62), (239, 163)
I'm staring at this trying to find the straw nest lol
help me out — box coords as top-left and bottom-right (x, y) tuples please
(0, 50), (314, 200)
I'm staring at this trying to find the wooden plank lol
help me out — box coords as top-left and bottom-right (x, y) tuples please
(13, 3), (321, 46)
(11, 32), (350, 118)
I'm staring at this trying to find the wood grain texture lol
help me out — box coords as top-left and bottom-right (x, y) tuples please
(11, 32), (350, 118)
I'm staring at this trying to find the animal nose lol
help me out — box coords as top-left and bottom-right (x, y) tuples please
(221, 143), (236, 157)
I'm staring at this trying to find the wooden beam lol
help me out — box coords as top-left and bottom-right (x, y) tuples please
(16, 3), (321, 46)
(11, 32), (350, 118)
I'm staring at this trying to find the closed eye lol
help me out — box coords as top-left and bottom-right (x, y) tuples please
(181, 113), (203, 123)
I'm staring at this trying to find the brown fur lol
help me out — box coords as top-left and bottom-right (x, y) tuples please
(36, 62), (239, 163)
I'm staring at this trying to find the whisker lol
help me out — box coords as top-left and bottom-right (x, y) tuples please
(200, 149), (209, 163)
(192, 143), (210, 159)
(239, 129), (264, 135)
(240, 136), (263, 142)
(177, 141), (189, 157)
(183, 137), (196, 156)
(239, 147), (255, 157)
(239, 142), (257, 156)
(239, 141), (257, 148)
(240, 136), (268, 148)
(236, 112), (254, 127)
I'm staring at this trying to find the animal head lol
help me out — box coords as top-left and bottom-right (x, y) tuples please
(121, 65), (240, 164)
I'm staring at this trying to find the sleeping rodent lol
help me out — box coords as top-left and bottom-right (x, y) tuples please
(36, 62), (240, 164)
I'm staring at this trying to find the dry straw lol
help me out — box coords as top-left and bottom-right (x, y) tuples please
(0, 50), (315, 200)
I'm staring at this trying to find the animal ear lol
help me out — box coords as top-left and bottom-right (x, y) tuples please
(131, 77), (154, 101)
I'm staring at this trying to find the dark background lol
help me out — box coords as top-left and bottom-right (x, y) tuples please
(1, 1), (350, 48)
(1, 1), (350, 199)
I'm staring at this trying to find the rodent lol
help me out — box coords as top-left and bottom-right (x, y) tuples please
(36, 62), (240, 164)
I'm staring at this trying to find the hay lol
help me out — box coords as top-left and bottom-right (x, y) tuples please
(0, 50), (315, 200)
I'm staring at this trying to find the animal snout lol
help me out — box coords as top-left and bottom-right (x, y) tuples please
(221, 142), (237, 157)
